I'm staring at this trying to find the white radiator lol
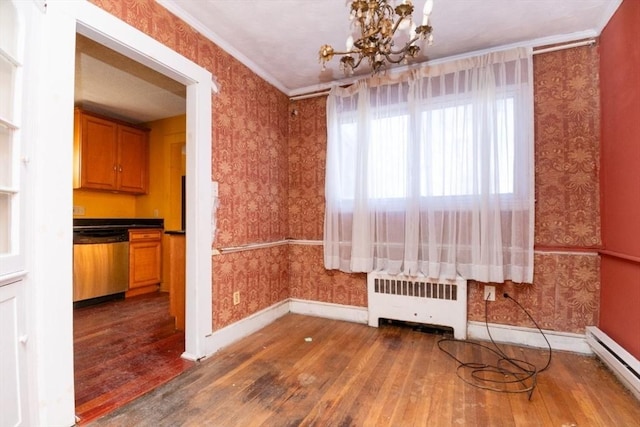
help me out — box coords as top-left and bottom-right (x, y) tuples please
(367, 272), (468, 340)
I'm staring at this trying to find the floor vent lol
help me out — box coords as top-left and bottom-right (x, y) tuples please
(367, 272), (468, 340)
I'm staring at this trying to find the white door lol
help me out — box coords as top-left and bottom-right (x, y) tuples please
(0, 1), (43, 424)
(0, 281), (28, 427)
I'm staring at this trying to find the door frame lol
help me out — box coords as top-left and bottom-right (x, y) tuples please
(33, 1), (214, 423)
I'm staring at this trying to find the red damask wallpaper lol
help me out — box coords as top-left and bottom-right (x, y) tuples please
(288, 100), (327, 240)
(533, 46), (601, 249)
(92, 0), (601, 334)
(91, 0), (290, 330)
(213, 246), (289, 327)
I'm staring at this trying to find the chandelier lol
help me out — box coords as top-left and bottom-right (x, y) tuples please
(319, 0), (434, 75)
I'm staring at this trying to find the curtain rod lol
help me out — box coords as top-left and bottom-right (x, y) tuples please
(289, 38), (597, 102)
(532, 38), (596, 55)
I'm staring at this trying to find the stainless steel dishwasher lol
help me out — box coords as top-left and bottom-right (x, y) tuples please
(72, 227), (129, 303)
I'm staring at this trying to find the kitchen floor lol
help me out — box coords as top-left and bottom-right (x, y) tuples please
(73, 292), (194, 424)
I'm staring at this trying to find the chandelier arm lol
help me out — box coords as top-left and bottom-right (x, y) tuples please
(388, 28), (433, 56)
(332, 50), (359, 56)
(383, 54), (406, 64)
(361, 25), (383, 41)
(389, 15), (410, 38)
(388, 38), (420, 56)
(381, 2), (395, 20)
(352, 54), (365, 69)
(387, 49), (415, 57)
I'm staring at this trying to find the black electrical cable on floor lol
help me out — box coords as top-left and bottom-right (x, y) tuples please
(437, 292), (552, 400)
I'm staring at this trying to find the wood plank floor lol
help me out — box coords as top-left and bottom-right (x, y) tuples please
(89, 313), (640, 426)
(74, 292), (194, 424)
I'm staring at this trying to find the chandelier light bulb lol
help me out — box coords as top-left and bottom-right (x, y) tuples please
(346, 35), (354, 51)
(409, 22), (417, 39)
(423, 0), (434, 16)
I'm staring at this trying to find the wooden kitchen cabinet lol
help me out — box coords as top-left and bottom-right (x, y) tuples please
(127, 228), (162, 297)
(164, 233), (185, 331)
(73, 108), (149, 194)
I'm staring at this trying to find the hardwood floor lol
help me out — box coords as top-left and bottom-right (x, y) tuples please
(74, 292), (194, 424)
(89, 313), (640, 426)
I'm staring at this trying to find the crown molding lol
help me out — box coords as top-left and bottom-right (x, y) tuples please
(157, 0), (289, 96)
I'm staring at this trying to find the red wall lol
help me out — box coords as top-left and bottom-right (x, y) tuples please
(599, 0), (640, 359)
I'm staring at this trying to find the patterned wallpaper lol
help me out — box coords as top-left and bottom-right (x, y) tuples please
(91, 0), (290, 330)
(289, 245), (367, 306)
(468, 46), (601, 331)
(533, 46), (601, 249)
(288, 99), (327, 240)
(93, 0), (601, 334)
(213, 246), (289, 327)
(468, 254), (599, 332)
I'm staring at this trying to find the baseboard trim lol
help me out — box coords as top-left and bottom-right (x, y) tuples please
(194, 301), (596, 361)
(202, 300), (290, 357)
(467, 321), (592, 354)
(289, 298), (369, 324)
(586, 326), (640, 400)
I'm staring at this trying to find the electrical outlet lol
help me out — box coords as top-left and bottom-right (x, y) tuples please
(73, 205), (85, 215)
(233, 291), (240, 305)
(484, 285), (496, 301)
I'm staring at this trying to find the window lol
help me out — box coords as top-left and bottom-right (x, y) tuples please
(324, 48), (534, 284)
(420, 97), (516, 198)
(338, 95), (519, 202)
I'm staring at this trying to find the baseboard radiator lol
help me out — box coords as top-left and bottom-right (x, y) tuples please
(367, 272), (468, 340)
(586, 326), (640, 400)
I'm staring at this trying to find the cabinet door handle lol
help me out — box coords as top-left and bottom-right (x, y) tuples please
(119, 165), (123, 172)
(113, 165), (117, 171)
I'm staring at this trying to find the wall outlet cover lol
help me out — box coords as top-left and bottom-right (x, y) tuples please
(484, 285), (496, 301)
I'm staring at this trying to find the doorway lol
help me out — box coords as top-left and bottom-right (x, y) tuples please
(34, 1), (214, 423)
(72, 33), (191, 422)
(72, 0), (214, 358)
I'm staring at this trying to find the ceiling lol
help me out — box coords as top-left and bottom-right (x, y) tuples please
(75, 0), (621, 123)
(75, 34), (187, 124)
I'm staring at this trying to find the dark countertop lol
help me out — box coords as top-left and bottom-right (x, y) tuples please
(73, 218), (164, 230)
(165, 230), (185, 235)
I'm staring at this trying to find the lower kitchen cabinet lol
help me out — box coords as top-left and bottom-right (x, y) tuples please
(127, 228), (162, 297)
(164, 233), (185, 331)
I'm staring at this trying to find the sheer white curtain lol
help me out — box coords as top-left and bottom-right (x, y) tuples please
(324, 48), (534, 283)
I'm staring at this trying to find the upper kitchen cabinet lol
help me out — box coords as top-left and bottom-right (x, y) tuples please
(73, 108), (150, 194)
